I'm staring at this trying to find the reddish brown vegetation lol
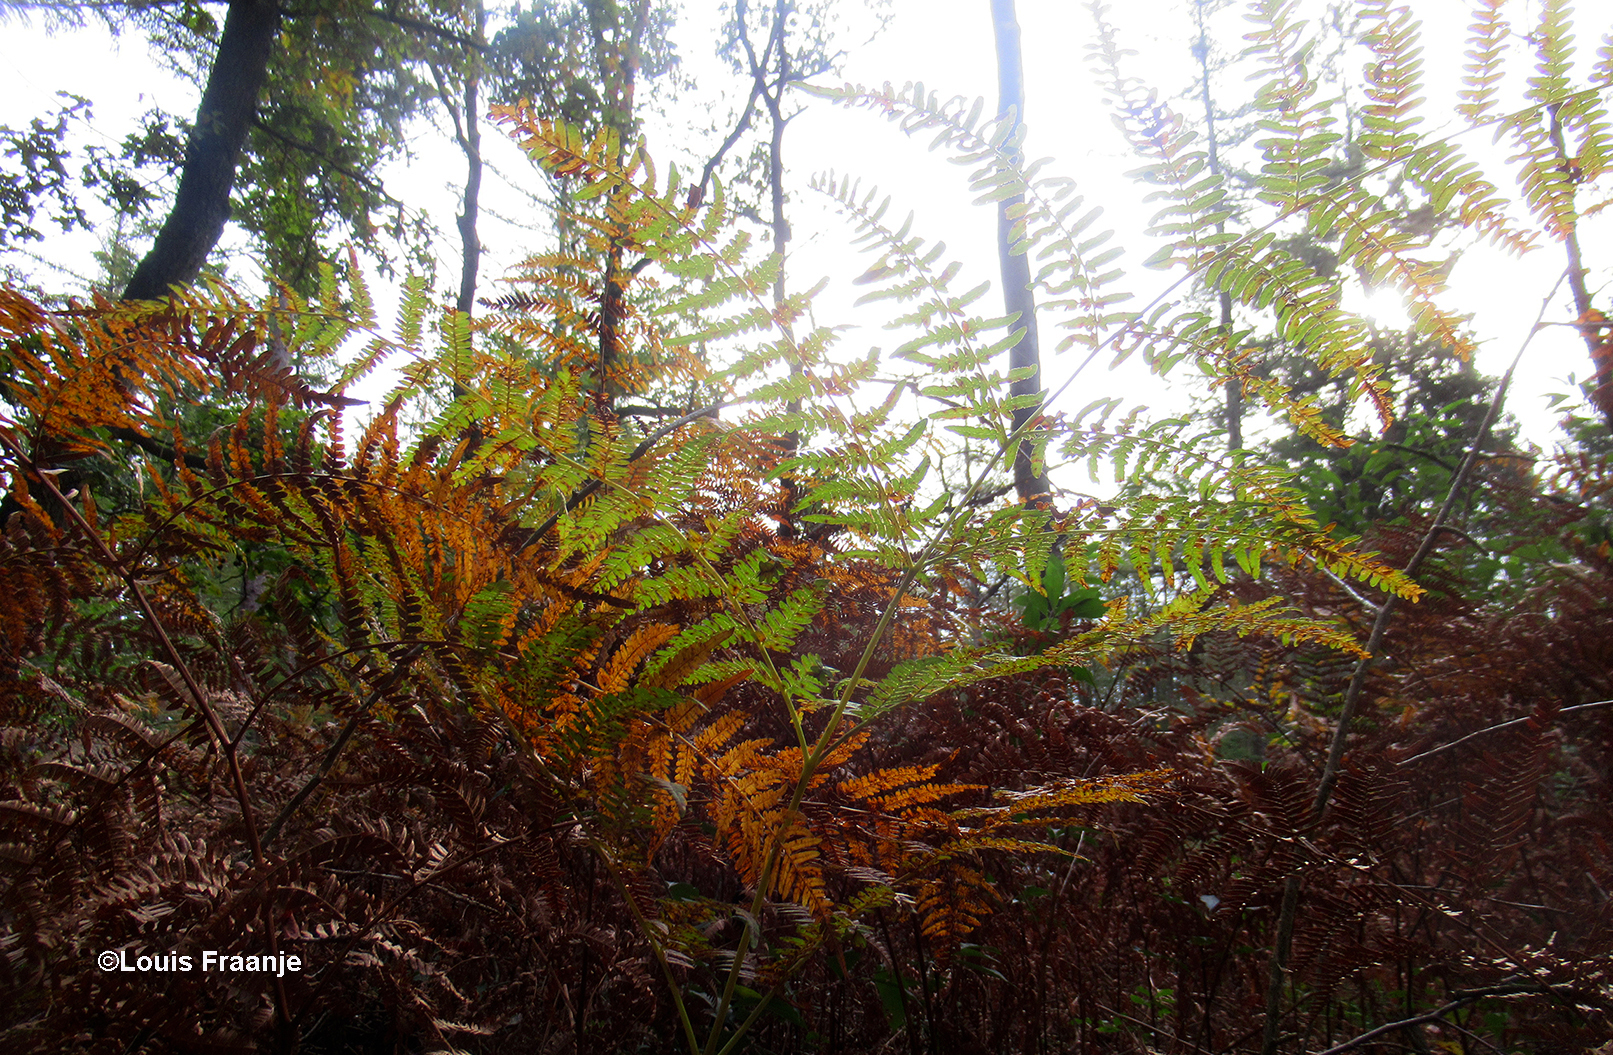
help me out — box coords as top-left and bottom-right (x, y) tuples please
(1, 289), (1609, 1055)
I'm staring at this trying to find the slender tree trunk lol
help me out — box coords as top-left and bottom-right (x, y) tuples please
(1195, 14), (1242, 454)
(428, 3), (487, 447)
(429, 8), (485, 317)
(584, 0), (652, 415)
(1547, 105), (1613, 424)
(990, 0), (1050, 504)
(730, 0), (804, 533)
(762, 2), (791, 313)
(455, 60), (483, 316)
(123, 0), (280, 301)
(762, 2), (803, 531)
(1220, 289), (1241, 447)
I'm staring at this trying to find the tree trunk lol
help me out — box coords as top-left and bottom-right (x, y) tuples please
(1195, 7), (1243, 455)
(1546, 106), (1613, 425)
(449, 5), (486, 316)
(990, 0), (1050, 504)
(584, 0), (652, 415)
(454, 84), (482, 316)
(123, 0), (280, 301)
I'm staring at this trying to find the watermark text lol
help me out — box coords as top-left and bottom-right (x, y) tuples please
(97, 949), (303, 977)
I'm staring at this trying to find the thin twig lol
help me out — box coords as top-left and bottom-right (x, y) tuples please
(108, 425), (210, 469)
(1320, 566), (1382, 616)
(1259, 274), (1564, 1055)
(366, 8), (490, 53)
(263, 644), (425, 847)
(1381, 442), (1457, 472)
(1311, 983), (1550, 1055)
(6, 435), (267, 866)
(508, 400), (726, 549)
(249, 117), (399, 202)
(1320, 272), (1562, 813)
(695, 78), (765, 203)
(1398, 698), (1613, 767)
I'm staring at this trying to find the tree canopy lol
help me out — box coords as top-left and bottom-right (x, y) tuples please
(0, 3), (1610, 1054)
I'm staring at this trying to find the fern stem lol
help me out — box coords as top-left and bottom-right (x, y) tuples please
(703, 403), (1033, 1048)
(8, 439), (266, 865)
(6, 435), (297, 1034)
(703, 555), (925, 1055)
(522, 443), (807, 1054)
(263, 644), (424, 847)
(702, 917), (759, 1055)
(1258, 274), (1561, 1055)
(710, 981), (786, 1055)
(592, 839), (704, 1055)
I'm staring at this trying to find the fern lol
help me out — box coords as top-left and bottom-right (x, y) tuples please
(9, 9), (1610, 1050)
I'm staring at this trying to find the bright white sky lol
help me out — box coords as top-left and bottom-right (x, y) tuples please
(1, 0), (1607, 454)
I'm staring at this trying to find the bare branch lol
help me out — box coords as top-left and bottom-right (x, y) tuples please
(367, 7), (488, 53)
(1312, 984), (1561, 1055)
(1399, 698), (1613, 767)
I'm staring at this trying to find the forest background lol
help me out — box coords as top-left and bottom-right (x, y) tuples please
(0, 1), (1610, 1055)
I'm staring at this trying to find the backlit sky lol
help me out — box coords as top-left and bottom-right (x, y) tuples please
(1, 0), (1607, 451)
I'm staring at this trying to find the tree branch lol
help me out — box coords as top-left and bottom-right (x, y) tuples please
(366, 7), (489, 53)
(249, 116), (399, 202)
(108, 425), (209, 470)
(1312, 984), (1559, 1055)
(1546, 103), (1613, 423)
(693, 80), (762, 204)
(1398, 698), (1613, 767)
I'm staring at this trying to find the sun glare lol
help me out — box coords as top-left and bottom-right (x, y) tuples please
(1350, 284), (1412, 330)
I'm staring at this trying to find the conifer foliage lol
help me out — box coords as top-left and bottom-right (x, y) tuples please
(1, 2), (1611, 1053)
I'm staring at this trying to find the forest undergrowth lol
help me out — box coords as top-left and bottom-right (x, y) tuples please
(2, 2), (1612, 1053)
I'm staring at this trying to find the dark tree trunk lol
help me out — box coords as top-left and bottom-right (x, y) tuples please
(990, 0), (1050, 504)
(1, 0), (280, 529)
(436, 3), (486, 317)
(584, 0), (651, 415)
(123, 0), (280, 300)
(453, 73), (482, 316)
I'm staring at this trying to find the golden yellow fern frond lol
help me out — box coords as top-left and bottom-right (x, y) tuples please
(642, 628), (736, 691)
(717, 766), (789, 875)
(837, 764), (943, 801)
(953, 769), (1172, 826)
(771, 814), (829, 912)
(915, 864), (998, 952)
(836, 764), (981, 814)
(597, 623), (679, 693)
